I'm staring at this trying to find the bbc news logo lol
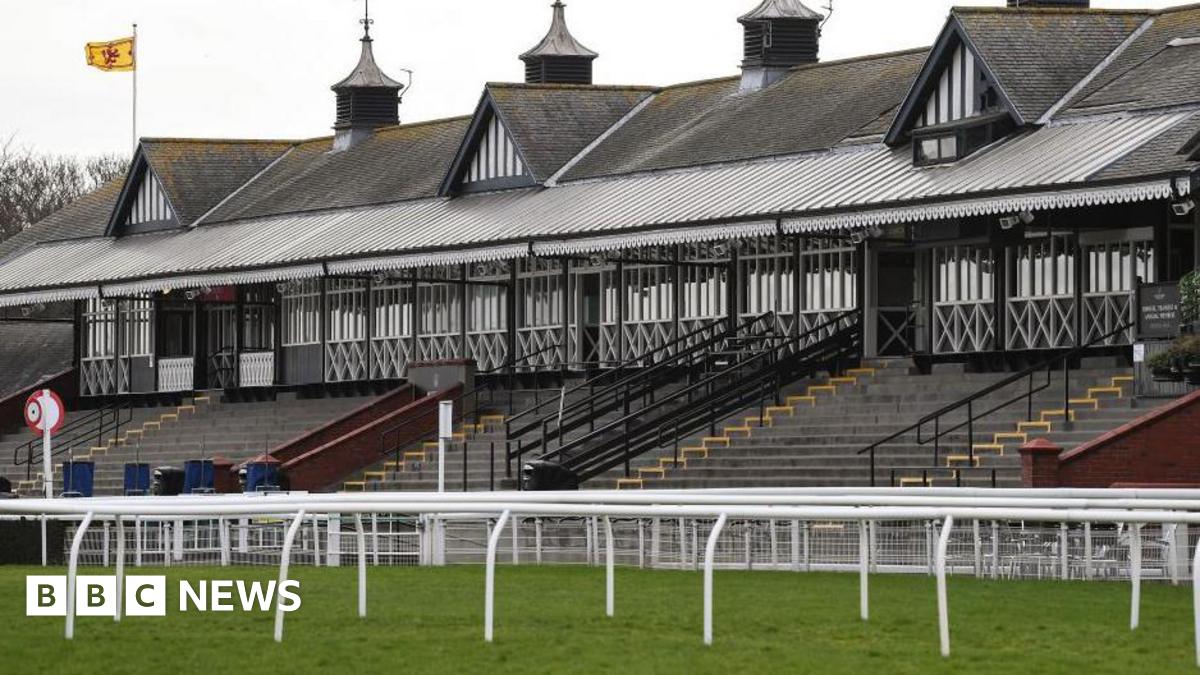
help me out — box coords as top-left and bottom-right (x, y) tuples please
(26, 576), (302, 616)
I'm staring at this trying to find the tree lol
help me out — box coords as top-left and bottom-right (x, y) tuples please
(0, 136), (128, 243)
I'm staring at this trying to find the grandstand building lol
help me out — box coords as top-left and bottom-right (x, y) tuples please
(1, 0), (1199, 493)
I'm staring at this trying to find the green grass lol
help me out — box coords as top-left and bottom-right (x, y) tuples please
(1, 565), (1196, 674)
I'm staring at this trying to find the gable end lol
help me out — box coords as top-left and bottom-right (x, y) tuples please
(106, 148), (181, 236)
(439, 92), (537, 197)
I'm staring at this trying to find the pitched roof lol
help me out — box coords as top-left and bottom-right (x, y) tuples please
(739, 0), (823, 22)
(520, 1), (598, 60)
(952, 6), (1150, 122)
(139, 139), (294, 225)
(0, 179), (122, 262)
(1063, 4), (1200, 114)
(203, 117), (470, 224)
(487, 83), (654, 181)
(0, 321), (73, 399)
(564, 48), (928, 181)
(332, 37), (406, 90)
(1094, 110), (1200, 181)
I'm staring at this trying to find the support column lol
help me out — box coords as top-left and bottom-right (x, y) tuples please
(673, 246), (682, 343)
(727, 246), (739, 332)
(862, 239), (878, 358)
(235, 285), (245, 388)
(616, 261), (625, 363)
(460, 264), (469, 362)
(794, 236), (804, 337)
(411, 278), (421, 367)
(560, 258), (571, 369)
(507, 264), (518, 368)
(1073, 227), (1084, 347)
(319, 278), (328, 384)
(365, 278), (375, 380)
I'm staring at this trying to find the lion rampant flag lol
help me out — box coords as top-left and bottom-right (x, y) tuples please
(85, 37), (136, 72)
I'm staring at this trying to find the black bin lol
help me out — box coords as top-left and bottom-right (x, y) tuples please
(521, 461), (579, 491)
(151, 466), (186, 496)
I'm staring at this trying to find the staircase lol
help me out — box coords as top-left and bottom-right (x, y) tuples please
(611, 361), (1158, 490)
(4, 393), (375, 496)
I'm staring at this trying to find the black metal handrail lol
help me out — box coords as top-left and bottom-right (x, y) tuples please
(504, 313), (775, 434)
(505, 313), (777, 465)
(13, 400), (133, 480)
(857, 322), (1134, 486)
(528, 312), (860, 482)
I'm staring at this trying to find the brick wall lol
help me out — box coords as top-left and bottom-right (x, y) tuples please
(268, 385), (416, 465)
(1021, 389), (1200, 488)
(281, 385), (462, 491)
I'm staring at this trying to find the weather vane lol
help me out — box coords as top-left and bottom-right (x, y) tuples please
(360, 0), (374, 39)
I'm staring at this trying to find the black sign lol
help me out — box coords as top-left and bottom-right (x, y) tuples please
(1139, 282), (1181, 339)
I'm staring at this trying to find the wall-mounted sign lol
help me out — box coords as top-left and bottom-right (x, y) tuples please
(1138, 282), (1181, 340)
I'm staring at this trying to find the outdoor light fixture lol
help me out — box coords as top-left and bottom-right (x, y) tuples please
(1019, 210), (1036, 225)
(849, 231), (866, 245)
(373, 272), (389, 285)
(1173, 199), (1195, 217)
(998, 215), (1020, 230)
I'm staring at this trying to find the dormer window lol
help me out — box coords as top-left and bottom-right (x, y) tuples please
(912, 111), (1014, 167)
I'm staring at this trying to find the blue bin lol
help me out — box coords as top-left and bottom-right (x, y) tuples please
(245, 462), (280, 493)
(183, 460), (215, 494)
(61, 461), (95, 498)
(123, 463), (151, 496)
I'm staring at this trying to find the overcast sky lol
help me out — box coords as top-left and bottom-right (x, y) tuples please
(0, 0), (1186, 156)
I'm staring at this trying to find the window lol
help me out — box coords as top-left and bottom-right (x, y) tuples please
(913, 113), (1013, 167)
(281, 279), (321, 347)
(916, 135), (958, 165)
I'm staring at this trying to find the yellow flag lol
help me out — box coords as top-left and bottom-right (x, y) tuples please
(85, 37), (136, 72)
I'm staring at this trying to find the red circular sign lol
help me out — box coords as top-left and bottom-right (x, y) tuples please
(25, 389), (65, 436)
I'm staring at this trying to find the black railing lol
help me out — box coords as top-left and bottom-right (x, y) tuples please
(524, 312), (860, 483)
(888, 466), (998, 488)
(504, 313), (777, 470)
(857, 322), (1134, 486)
(377, 342), (586, 478)
(13, 401), (133, 480)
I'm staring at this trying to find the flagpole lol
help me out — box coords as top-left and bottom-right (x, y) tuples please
(132, 23), (138, 153)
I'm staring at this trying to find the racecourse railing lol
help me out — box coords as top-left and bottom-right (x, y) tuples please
(5, 488), (1200, 663)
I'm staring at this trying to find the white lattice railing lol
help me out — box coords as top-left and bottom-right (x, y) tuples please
(1083, 292), (1135, 346)
(933, 301), (996, 354)
(239, 351), (275, 388)
(157, 357), (194, 393)
(1006, 296), (1076, 351)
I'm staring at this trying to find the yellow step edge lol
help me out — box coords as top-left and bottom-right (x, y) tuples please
(159, 413), (178, 422)
(846, 368), (876, 376)
(660, 458), (687, 469)
(363, 471), (387, 480)
(745, 416), (771, 427)
(764, 406), (794, 416)
(1110, 375), (1135, 384)
(142, 422), (160, 430)
(1068, 398), (1100, 409)
(1089, 387), (1124, 397)
(177, 405), (196, 413)
(343, 482), (366, 491)
(807, 385), (837, 395)
(994, 432), (1027, 442)
(724, 426), (752, 437)
(827, 377), (857, 385)
(1018, 421), (1052, 431)
(616, 479), (644, 490)
(638, 467), (666, 478)
(1040, 410), (1077, 422)
(479, 414), (506, 423)
(899, 478), (931, 487)
(681, 448), (709, 459)
(404, 451), (429, 461)
(787, 396), (817, 406)
(423, 441), (440, 449)
(945, 455), (982, 467)
(702, 437), (731, 447)
(973, 443), (1005, 453)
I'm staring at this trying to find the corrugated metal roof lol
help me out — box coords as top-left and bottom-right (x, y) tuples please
(0, 110), (1190, 299)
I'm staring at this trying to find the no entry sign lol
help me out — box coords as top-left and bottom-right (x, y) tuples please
(25, 389), (65, 436)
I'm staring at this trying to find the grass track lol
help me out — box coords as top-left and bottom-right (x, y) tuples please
(0, 565), (1195, 674)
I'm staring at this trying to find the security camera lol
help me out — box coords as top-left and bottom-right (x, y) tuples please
(998, 215), (1020, 230)
(849, 231), (866, 245)
(1173, 199), (1195, 217)
(1018, 210), (1036, 225)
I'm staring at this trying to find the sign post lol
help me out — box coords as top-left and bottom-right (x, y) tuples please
(25, 389), (65, 567)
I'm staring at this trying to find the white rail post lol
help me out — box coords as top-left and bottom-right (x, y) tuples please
(859, 520), (869, 621)
(1131, 523), (1143, 631)
(485, 509), (511, 643)
(703, 513), (729, 646)
(115, 516), (125, 623)
(803, 521), (811, 572)
(869, 520), (878, 573)
(535, 517), (543, 565)
(790, 520), (801, 572)
(935, 515), (955, 658)
(991, 520), (1000, 580)
(41, 516), (47, 567)
(354, 514), (367, 618)
(1192, 536), (1200, 667)
(769, 520), (778, 569)
(273, 510), (306, 643)
(1084, 522), (1093, 580)
(604, 516), (615, 618)
(512, 515), (519, 565)
(218, 518), (230, 567)
(65, 511), (95, 640)
(1059, 522), (1069, 580)
(371, 514), (380, 567)
(638, 519), (645, 569)
(135, 517), (143, 568)
(678, 518), (686, 567)
(311, 516), (322, 567)
(972, 520), (982, 578)
(102, 521), (110, 567)
(651, 517), (661, 568)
